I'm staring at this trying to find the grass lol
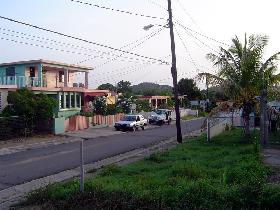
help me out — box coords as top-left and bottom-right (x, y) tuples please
(17, 129), (280, 210)
(181, 115), (196, 121)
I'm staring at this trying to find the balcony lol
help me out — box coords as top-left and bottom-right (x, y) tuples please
(0, 76), (41, 88)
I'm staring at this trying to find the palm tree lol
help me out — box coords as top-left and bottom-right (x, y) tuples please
(198, 34), (280, 137)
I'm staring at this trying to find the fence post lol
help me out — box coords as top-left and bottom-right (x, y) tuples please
(80, 139), (84, 192)
(207, 118), (210, 142)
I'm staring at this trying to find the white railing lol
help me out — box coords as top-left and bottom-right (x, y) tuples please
(0, 76), (40, 88)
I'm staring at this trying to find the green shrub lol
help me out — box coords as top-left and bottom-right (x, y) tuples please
(99, 164), (121, 176)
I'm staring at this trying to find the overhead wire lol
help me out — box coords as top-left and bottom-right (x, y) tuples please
(0, 15), (169, 65)
(174, 21), (230, 47)
(0, 31), (156, 65)
(174, 26), (200, 73)
(93, 55), (171, 84)
(78, 26), (165, 67)
(70, 0), (166, 20)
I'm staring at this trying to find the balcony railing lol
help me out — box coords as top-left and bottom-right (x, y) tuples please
(0, 76), (40, 88)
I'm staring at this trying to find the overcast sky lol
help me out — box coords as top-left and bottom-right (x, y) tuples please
(1, 0), (279, 89)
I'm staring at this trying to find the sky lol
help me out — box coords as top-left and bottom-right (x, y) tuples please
(1, 0), (280, 89)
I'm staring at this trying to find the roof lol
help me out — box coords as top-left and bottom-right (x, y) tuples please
(0, 59), (93, 72)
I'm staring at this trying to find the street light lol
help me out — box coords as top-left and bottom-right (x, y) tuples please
(143, 0), (183, 143)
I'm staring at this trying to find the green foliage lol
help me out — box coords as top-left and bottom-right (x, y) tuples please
(117, 80), (132, 94)
(178, 78), (201, 100)
(2, 88), (57, 133)
(132, 82), (172, 96)
(99, 164), (121, 176)
(136, 100), (151, 112)
(201, 34), (280, 101)
(80, 112), (93, 117)
(92, 97), (107, 115)
(97, 83), (116, 92)
(22, 129), (280, 210)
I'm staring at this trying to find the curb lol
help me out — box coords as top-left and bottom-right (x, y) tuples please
(0, 130), (203, 210)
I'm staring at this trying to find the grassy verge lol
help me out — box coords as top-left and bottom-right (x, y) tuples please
(17, 129), (280, 210)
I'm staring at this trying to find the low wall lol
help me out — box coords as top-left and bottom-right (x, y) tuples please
(63, 113), (125, 132)
(92, 113), (124, 126)
(64, 115), (89, 132)
(209, 118), (231, 139)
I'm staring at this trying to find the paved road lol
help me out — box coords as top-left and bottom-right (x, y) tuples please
(0, 118), (205, 190)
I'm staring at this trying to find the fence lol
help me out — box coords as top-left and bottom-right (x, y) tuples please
(0, 116), (26, 141)
(206, 112), (255, 141)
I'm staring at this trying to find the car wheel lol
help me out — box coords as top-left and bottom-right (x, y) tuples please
(115, 128), (120, 131)
(141, 126), (145, 130)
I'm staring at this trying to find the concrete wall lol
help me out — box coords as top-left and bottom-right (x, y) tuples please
(54, 117), (65, 134)
(0, 90), (8, 112)
(44, 69), (75, 88)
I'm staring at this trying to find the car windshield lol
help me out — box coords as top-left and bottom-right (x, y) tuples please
(122, 116), (136, 121)
(154, 110), (165, 115)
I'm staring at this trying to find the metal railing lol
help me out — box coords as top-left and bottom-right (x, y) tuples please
(0, 76), (40, 88)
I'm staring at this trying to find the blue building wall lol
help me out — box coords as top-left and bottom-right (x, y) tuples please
(0, 63), (43, 87)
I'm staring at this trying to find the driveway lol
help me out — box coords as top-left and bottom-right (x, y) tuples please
(0, 118), (205, 191)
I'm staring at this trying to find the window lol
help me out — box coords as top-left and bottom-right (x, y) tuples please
(76, 94), (81, 108)
(66, 94), (70, 108)
(29, 67), (35, 77)
(59, 71), (64, 83)
(6, 67), (15, 76)
(71, 94), (75, 108)
(60, 94), (64, 109)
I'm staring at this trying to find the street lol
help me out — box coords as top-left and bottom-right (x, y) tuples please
(0, 118), (204, 191)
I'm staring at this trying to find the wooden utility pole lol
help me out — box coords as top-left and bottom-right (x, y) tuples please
(167, 0), (183, 143)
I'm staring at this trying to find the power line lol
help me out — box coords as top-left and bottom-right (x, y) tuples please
(78, 26), (165, 66)
(70, 0), (166, 20)
(0, 34), (154, 65)
(93, 55), (171, 83)
(175, 21), (230, 47)
(145, 0), (167, 11)
(174, 26), (200, 73)
(92, 27), (165, 69)
(0, 28), (153, 62)
(0, 15), (169, 65)
(175, 0), (200, 30)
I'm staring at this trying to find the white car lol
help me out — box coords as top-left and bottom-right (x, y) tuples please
(114, 115), (147, 131)
(148, 109), (172, 125)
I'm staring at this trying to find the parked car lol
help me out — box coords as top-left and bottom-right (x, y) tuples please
(148, 109), (172, 125)
(114, 114), (147, 131)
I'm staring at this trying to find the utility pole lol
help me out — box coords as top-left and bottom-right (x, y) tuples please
(260, 68), (268, 146)
(206, 74), (209, 112)
(167, 0), (183, 143)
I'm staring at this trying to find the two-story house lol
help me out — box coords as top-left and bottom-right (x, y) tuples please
(0, 59), (93, 117)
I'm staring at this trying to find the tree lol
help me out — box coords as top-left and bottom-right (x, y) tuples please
(200, 34), (280, 100)
(117, 80), (132, 94)
(198, 34), (280, 138)
(92, 97), (107, 115)
(178, 78), (201, 100)
(98, 83), (116, 92)
(3, 88), (57, 133)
